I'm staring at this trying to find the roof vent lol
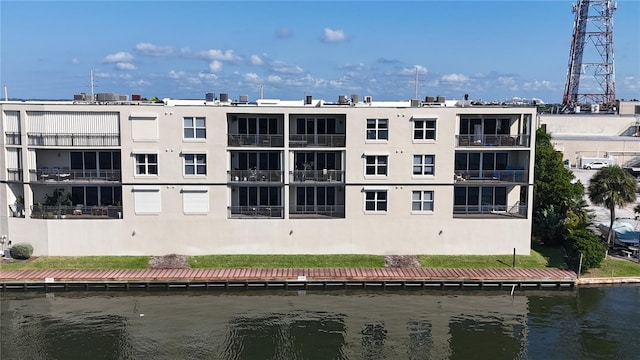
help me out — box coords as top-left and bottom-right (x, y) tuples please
(305, 95), (313, 105)
(364, 96), (372, 103)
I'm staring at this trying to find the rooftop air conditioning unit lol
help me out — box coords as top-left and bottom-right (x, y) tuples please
(338, 95), (348, 104)
(239, 95), (249, 103)
(219, 93), (229, 102)
(305, 95), (313, 105)
(411, 99), (420, 107)
(364, 96), (372, 103)
(351, 94), (359, 104)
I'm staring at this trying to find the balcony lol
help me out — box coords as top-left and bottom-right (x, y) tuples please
(457, 134), (530, 147)
(289, 134), (346, 147)
(289, 205), (345, 219)
(228, 169), (283, 183)
(453, 202), (527, 218)
(454, 170), (528, 183)
(7, 168), (23, 182)
(27, 133), (120, 147)
(227, 206), (284, 219)
(228, 134), (284, 147)
(5, 132), (21, 145)
(29, 168), (121, 183)
(290, 169), (345, 183)
(30, 205), (123, 219)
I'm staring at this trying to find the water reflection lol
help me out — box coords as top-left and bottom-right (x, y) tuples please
(1, 287), (639, 359)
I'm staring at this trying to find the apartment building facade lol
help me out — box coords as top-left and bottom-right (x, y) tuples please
(0, 96), (535, 256)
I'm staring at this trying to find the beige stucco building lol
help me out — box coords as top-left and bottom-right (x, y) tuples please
(0, 95), (535, 256)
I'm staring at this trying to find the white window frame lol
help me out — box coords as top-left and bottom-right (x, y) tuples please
(364, 189), (388, 213)
(133, 153), (158, 176)
(366, 118), (389, 142)
(412, 118), (437, 142)
(412, 154), (435, 177)
(183, 116), (206, 140)
(365, 155), (388, 177)
(182, 187), (209, 214)
(412, 190), (434, 214)
(132, 186), (161, 214)
(183, 153), (207, 176)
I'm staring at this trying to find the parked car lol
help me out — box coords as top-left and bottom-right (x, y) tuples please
(583, 161), (609, 170)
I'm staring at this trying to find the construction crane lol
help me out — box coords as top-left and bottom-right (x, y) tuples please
(562, 0), (616, 112)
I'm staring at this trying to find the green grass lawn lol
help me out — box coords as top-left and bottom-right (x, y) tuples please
(0, 256), (150, 270)
(582, 256), (640, 278)
(188, 254), (385, 268)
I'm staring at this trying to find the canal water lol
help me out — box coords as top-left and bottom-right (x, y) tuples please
(1, 286), (639, 359)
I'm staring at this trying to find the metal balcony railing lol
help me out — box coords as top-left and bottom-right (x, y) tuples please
(289, 134), (346, 147)
(289, 205), (345, 218)
(29, 168), (121, 182)
(227, 134), (284, 147)
(30, 205), (123, 219)
(453, 203), (527, 218)
(228, 169), (283, 183)
(290, 169), (345, 183)
(457, 134), (530, 147)
(5, 132), (21, 145)
(454, 169), (528, 183)
(27, 133), (120, 147)
(7, 168), (23, 182)
(227, 206), (284, 219)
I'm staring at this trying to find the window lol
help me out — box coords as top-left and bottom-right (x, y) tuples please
(365, 155), (388, 176)
(134, 154), (158, 175)
(184, 154), (207, 175)
(133, 187), (161, 214)
(412, 190), (434, 212)
(413, 119), (436, 140)
(413, 155), (435, 175)
(366, 119), (388, 140)
(182, 187), (209, 214)
(183, 117), (206, 139)
(365, 190), (387, 212)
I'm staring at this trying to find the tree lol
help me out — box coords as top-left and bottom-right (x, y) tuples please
(565, 228), (607, 273)
(588, 166), (638, 248)
(533, 128), (584, 239)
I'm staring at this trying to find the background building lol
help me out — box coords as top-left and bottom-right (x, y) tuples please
(1, 94), (535, 256)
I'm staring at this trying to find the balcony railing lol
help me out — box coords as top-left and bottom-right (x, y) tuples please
(228, 169), (283, 183)
(7, 168), (23, 182)
(290, 169), (345, 183)
(27, 133), (120, 147)
(454, 170), (528, 183)
(5, 132), (21, 145)
(289, 205), (345, 219)
(289, 134), (346, 147)
(453, 203), (527, 218)
(457, 134), (530, 147)
(227, 134), (284, 147)
(30, 205), (123, 219)
(227, 206), (284, 219)
(29, 168), (121, 182)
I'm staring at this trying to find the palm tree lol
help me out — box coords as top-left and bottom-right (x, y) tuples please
(588, 166), (638, 249)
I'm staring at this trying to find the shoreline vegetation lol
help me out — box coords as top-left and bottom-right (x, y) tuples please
(2, 247), (639, 278)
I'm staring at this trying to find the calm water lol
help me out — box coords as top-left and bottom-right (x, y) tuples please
(1, 286), (639, 359)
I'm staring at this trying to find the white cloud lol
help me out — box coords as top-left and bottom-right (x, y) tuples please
(116, 62), (136, 70)
(70, 58), (79, 64)
(251, 55), (263, 65)
(209, 61), (223, 72)
(267, 75), (282, 83)
(103, 52), (133, 63)
(321, 28), (346, 43)
(440, 73), (470, 82)
(272, 62), (304, 74)
(94, 72), (110, 78)
(199, 49), (241, 62)
(198, 72), (217, 80)
(400, 66), (428, 75)
(168, 70), (186, 79)
(623, 76), (639, 91)
(135, 42), (173, 56)
(244, 73), (261, 81)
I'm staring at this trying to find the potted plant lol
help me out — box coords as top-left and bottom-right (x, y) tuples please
(15, 195), (24, 217)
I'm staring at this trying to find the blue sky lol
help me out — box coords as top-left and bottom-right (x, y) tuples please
(1, 0), (638, 103)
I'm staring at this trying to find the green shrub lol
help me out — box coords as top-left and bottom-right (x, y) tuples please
(564, 229), (606, 273)
(11, 243), (34, 260)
